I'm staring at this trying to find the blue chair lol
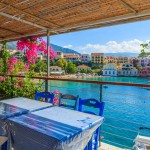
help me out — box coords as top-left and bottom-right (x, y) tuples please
(78, 98), (105, 150)
(59, 93), (79, 110)
(0, 136), (7, 150)
(35, 91), (54, 103)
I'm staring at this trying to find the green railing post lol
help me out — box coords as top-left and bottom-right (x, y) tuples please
(45, 30), (50, 93)
(100, 84), (102, 102)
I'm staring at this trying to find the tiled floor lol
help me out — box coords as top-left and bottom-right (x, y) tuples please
(99, 142), (124, 150)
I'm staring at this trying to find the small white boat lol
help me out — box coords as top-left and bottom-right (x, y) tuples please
(133, 135), (150, 150)
(133, 127), (150, 150)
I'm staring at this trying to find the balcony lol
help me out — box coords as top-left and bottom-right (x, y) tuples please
(1, 75), (150, 150)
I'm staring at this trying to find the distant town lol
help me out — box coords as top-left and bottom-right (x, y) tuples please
(9, 49), (150, 78)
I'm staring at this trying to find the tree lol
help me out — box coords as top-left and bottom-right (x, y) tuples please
(57, 58), (67, 70)
(66, 61), (76, 73)
(139, 41), (150, 57)
(35, 61), (47, 73)
(81, 69), (87, 73)
(50, 59), (57, 66)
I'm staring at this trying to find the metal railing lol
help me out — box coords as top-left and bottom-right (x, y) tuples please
(1, 74), (150, 149)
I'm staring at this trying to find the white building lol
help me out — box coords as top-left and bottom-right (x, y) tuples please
(50, 66), (65, 75)
(55, 51), (64, 60)
(102, 63), (117, 76)
(77, 65), (91, 72)
(137, 56), (150, 67)
(63, 53), (80, 62)
(81, 54), (90, 63)
(117, 62), (138, 76)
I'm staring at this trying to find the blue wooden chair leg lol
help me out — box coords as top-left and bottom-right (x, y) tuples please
(88, 138), (93, 150)
(1, 140), (7, 150)
(84, 145), (88, 150)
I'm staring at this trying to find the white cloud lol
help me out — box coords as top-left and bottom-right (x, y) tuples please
(63, 44), (73, 49)
(76, 39), (149, 54)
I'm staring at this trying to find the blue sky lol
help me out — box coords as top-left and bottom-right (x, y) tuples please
(45, 20), (150, 54)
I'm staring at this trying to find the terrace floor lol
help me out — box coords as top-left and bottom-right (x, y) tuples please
(99, 142), (125, 150)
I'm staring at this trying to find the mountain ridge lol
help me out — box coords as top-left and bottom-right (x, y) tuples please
(50, 43), (80, 55)
(7, 42), (139, 58)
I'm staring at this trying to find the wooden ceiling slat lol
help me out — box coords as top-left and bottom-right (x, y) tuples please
(117, 0), (137, 13)
(0, 0), (150, 42)
(0, 1), (61, 27)
(44, 1), (129, 23)
(0, 27), (22, 35)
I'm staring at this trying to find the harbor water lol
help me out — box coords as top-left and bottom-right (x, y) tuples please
(49, 77), (150, 149)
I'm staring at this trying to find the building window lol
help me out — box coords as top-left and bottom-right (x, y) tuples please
(105, 71), (107, 74)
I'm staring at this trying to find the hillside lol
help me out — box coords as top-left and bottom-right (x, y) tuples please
(7, 42), (139, 58)
(51, 44), (80, 55)
(7, 42), (80, 55)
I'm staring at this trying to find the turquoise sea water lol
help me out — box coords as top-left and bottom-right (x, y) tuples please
(49, 77), (150, 149)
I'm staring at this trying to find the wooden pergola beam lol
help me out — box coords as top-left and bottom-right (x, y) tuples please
(0, 11), (48, 30)
(0, 1), (62, 27)
(118, 0), (137, 13)
(0, 9), (150, 42)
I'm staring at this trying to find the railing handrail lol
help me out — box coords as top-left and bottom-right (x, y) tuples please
(1, 74), (150, 87)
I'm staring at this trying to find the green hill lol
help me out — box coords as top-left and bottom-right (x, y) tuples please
(7, 42), (80, 55)
(51, 43), (80, 55)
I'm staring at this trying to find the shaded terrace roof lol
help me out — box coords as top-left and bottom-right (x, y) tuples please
(0, 0), (150, 42)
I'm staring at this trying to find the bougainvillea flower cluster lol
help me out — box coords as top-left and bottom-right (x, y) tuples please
(7, 57), (18, 73)
(17, 37), (57, 65)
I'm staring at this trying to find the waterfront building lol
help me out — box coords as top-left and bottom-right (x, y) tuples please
(81, 54), (90, 63)
(63, 53), (80, 62)
(117, 62), (138, 76)
(50, 66), (65, 75)
(137, 56), (150, 67)
(116, 56), (128, 64)
(9, 50), (17, 55)
(91, 53), (104, 64)
(129, 57), (138, 67)
(77, 65), (91, 72)
(138, 66), (150, 77)
(104, 56), (118, 64)
(56, 51), (64, 60)
(102, 63), (117, 76)
(10, 50), (24, 59)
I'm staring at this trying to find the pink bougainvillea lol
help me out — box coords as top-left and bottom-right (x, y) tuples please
(53, 90), (59, 105)
(7, 57), (18, 65)
(0, 76), (7, 81)
(7, 57), (18, 73)
(53, 90), (59, 94)
(53, 97), (59, 104)
(25, 64), (30, 70)
(17, 37), (57, 65)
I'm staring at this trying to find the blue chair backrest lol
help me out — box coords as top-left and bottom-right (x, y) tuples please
(59, 93), (79, 110)
(78, 98), (105, 116)
(78, 98), (105, 150)
(35, 91), (54, 103)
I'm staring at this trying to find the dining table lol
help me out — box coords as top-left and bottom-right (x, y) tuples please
(0, 97), (52, 136)
(6, 106), (104, 150)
